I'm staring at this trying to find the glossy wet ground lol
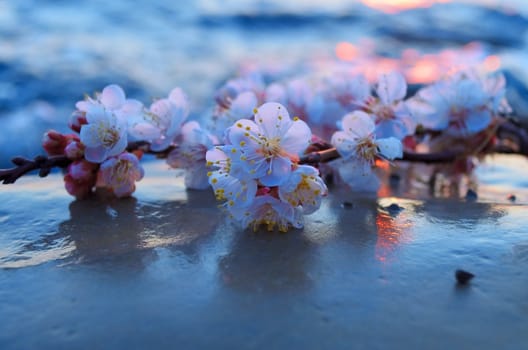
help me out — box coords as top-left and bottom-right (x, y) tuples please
(2, 1), (528, 347)
(1, 156), (527, 349)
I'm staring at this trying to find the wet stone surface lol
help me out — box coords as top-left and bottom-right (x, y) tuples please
(1, 1), (528, 348)
(0, 158), (527, 349)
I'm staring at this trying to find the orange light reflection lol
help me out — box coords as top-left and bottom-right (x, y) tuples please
(335, 41), (501, 85)
(362, 0), (451, 13)
(483, 55), (501, 72)
(374, 206), (413, 264)
(336, 42), (358, 61)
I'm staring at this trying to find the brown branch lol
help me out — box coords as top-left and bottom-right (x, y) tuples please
(300, 147), (461, 165)
(3, 119), (527, 185)
(300, 148), (340, 164)
(0, 141), (178, 185)
(0, 155), (70, 184)
(301, 145), (526, 166)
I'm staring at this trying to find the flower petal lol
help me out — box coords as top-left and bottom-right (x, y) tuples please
(331, 131), (357, 159)
(101, 84), (126, 110)
(80, 124), (102, 147)
(129, 122), (162, 141)
(280, 118), (312, 156)
(337, 159), (379, 192)
(206, 147), (228, 165)
(265, 83), (287, 105)
(259, 156), (291, 187)
(377, 71), (407, 105)
(84, 145), (108, 163)
(375, 119), (407, 140)
(107, 131), (127, 157)
(254, 102), (292, 138)
(227, 119), (261, 149)
(230, 91), (258, 120)
(341, 111), (375, 139)
(376, 137), (403, 160)
(117, 99), (144, 122)
(464, 109), (492, 134)
(184, 163), (211, 190)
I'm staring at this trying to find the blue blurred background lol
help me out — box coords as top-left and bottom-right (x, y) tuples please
(1, 0), (528, 166)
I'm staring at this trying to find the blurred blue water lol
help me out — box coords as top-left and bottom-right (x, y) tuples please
(1, 0), (528, 165)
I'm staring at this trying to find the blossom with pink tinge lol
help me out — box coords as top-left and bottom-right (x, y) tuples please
(99, 152), (144, 198)
(329, 73), (370, 110)
(79, 105), (128, 163)
(206, 145), (257, 208)
(408, 70), (506, 136)
(129, 88), (189, 151)
(213, 91), (258, 136)
(278, 165), (328, 214)
(331, 110), (402, 190)
(64, 160), (98, 198)
(228, 195), (304, 232)
(75, 84), (144, 163)
(227, 102), (312, 187)
(366, 71), (416, 140)
(168, 121), (219, 190)
(75, 84), (143, 120)
(214, 72), (265, 109)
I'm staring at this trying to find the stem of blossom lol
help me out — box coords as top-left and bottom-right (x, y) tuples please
(299, 147), (461, 165)
(300, 148), (341, 164)
(0, 155), (70, 184)
(127, 141), (177, 158)
(0, 141), (179, 185)
(2, 120), (527, 185)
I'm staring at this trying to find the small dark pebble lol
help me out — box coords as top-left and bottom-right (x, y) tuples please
(386, 203), (404, 214)
(507, 194), (516, 202)
(341, 201), (353, 209)
(455, 269), (475, 285)
(465, 189), (478, 201)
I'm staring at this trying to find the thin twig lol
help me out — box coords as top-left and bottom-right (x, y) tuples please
(2, 119), (527, 184)
(0, 155), (70, 184)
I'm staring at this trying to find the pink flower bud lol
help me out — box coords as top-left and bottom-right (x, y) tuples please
(69, 110), (88, 133)
(42, 130), (68, 156)
(64, 141), (85, 160)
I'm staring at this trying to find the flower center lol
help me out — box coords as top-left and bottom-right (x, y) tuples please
(261, 137), (282, 158)
(449, 106), (469, 120)
(98, 122), (120, 148)
(374, 105), (394, 121)
(145, 111), (163, 128)
(251, 203), (289, 232)
(355, 137), (378, 162)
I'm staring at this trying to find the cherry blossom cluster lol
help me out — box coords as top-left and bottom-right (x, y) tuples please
(42, 84), (209, 198)
(17, 53), (513, 232)
(212, 64), (509, 190)
(206, 102), (327, 231)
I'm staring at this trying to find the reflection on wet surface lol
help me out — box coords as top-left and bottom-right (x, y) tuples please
(0, 156), (525, 270)
(0, 159), (527, 348)
(1, 0), (528, 344)
(0, 178), (222, 269)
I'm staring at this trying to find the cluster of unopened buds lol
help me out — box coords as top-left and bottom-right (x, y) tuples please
(1, 59), (525, 232)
